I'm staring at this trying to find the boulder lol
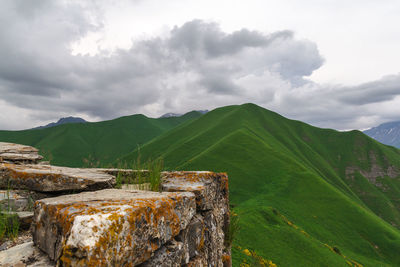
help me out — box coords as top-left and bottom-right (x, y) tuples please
(0, 163), (115, 192)
(31, 189), (196, 266)
(0, 142), (43, 164)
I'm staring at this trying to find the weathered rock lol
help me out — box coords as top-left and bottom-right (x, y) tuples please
(0, 163), (115, 192)
(161, 171), (229, 211)
(0, 241), (54, 267)
(32, 189), (196, 266)
(0, 190), (30, 211)
(186, 256), (207, 266)
(20, 212), (34, 230)
(161, 171), (231, 266)
(121, 183), (151, 191)
(201, 208), (228, 265)
(140, 214), (206, 266)
(139, 239), (184, 267)
(175, 214), (205, 264)
(0, 142), (43, 164)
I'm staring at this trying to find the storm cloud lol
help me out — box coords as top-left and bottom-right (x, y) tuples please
(0, 0), (400, 130)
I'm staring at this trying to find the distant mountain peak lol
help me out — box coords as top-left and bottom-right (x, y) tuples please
(159, 110), (208, 118)
(34, 116), (87, 129)
(364, 120), (400, 148)
(160, 113), (182, 118)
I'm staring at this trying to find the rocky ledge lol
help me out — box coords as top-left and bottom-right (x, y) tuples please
(0, 142), (43, 164)
(0, 142), (231, 266)
(0, 163), (116, 192)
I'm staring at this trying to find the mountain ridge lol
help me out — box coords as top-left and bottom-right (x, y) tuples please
(120, 103), (400, 266)
(0, 111), (203, 167)
(2, 103), (400, 265)
(159, 109), (209, 118)
(33, 116), (87, 129)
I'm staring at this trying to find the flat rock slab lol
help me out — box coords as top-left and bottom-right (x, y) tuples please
(161, 171), (229, 210)
(0, 241), (54, 267)
(0, 163), (115, 192)
(32, 189), (196, 266)
(0, 142), (43, 164)
(0, 190), (30, 211)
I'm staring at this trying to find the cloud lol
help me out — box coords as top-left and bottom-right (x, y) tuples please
(0, 1), (399, 131)
(338, 74), (400, 105)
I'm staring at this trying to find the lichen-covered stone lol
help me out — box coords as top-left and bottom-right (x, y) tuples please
(0, 143), (231, 266)
(139, 239), (184, 267)
(0, 163), (115, 192)
(161, 171), (230, 266)
(186, 256), (207, 266)
(161, 171), (229, 211)
(31, 189), (196, 266)
(175, 214), (205, 264)
(0, 142), (43, 164)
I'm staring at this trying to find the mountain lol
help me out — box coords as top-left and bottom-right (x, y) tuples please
(160, 113), (182, 118)
(160, 110), (209, 118)
(364, 121), (400, 148)
(120, 103), (400, 266)
(33, 116), (87, 129)
(0, 111), (202, 167)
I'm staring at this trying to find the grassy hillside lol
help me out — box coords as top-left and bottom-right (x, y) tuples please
(121, 103), (400, 266)
(0, 111), (201, 167)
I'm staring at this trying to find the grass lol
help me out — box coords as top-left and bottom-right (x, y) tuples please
(4, 103), (400, 265)
(119, 103), (400, 266)
(0, 187), (20, 241)
(0, 111), (202, 167)
(115, 152), (163, 192)
(147, 157), (163, 192)
(0, 212), (19, 241)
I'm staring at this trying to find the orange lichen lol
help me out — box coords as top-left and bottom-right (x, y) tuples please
(198, 226), (205, 250)
(30, 170), (230, 266)
(34, 192), (195, 266)
(222, 253), (231, 266)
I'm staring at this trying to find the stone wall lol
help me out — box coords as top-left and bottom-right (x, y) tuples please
(0, 142), (231, 266)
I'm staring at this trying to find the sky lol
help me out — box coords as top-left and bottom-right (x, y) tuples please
(1, 0), (400, 130)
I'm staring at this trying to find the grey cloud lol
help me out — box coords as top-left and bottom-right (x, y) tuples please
(0, 0), (325, 130)
(5, 1), (397, 131)
(338, 75), (400, 105)
(169, 20), (294, 58)
(267, 73), (400, 130)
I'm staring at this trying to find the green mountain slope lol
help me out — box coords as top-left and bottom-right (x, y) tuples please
(0, 111), (201, 167)
(121, 103), (400, 266)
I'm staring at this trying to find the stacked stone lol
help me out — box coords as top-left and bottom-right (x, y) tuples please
(155, 171), (231, 266)
(0, 142), (43, 164)
(0, 142), (117, 234)
(0, 142), (231, 266)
